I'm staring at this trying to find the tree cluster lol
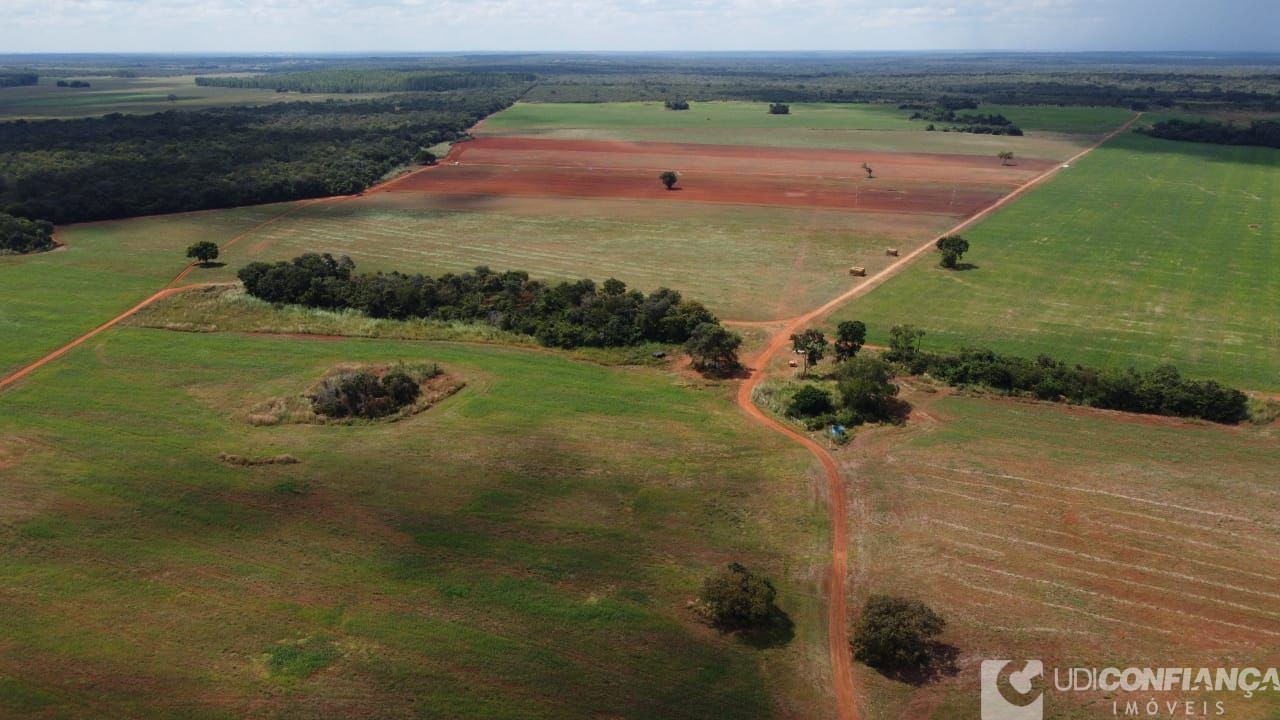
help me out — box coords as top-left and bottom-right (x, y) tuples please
(55, 80), (91, 88)
(767, 103), (790, 115)
(887, 331), (1249, 424)
(663, 98), (690, 110)
(195, 70), (536, 94)
(908, 104), (1023, 135)
(312, 369), (423, 419)
(0, 88), (520, 224)
(0, 211), (54, 254)
(1137, 118), (1280, 149)
(238, 254), (732, 352)
(785, 320), (900, 428)
(0, 73), (37, 88)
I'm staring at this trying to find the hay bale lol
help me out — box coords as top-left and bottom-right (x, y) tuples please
(849, 266), (867, 277)
(885, 248), (900, 256)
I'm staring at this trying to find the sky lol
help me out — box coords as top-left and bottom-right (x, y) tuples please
(1, 0), (1277, 54)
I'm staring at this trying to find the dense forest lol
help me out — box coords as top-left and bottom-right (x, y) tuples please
(0, 212), (55, 254)
(238, 254), (723, 349)
(196, 70), (536, 94)
(1137, 118), (1280, 148)
(0, 85), (526, 224)
(0, 73), (37, 88)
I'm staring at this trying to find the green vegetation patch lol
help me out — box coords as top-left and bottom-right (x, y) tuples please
(833, 131), (1280, 390)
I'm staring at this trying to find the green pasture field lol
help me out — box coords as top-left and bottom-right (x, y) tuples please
(831, 131), (1280, 391)
(0, 327), (827, 719)
(0, 75), (387, 120)
(0, 204), (299, 378)
(847, 389), (1280, 719)
(484, 101), (918, 131)
(972, 103), (1135, 134)
(161, 193), (957, 322)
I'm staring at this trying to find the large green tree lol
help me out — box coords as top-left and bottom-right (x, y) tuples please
(852, 595), (946, 673)
(834, 320), (867, 362)
(790, 329), (828, 376)
(699, 563), (777, 629)
(935, 235), (970, 269)
(834, 355), (900, 424)
(684, 322), (743, 377)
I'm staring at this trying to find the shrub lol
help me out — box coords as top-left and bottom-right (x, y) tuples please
(787, 384), (834, 418)
(699, 563), (777, 629)
(852, 595), (946, 673)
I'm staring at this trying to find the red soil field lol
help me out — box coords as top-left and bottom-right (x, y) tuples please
(382, 137), (1018, 216)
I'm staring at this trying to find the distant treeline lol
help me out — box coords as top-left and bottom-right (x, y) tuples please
(909, 103), (1023, 135)
(196, 70), (536, 94)
(0, 212), (55, 255)
(238, 255), (723, 349)
(892, 344), (1249, 424)
(55, 80), (91, 88)
(1137, 118), (1280, 149)
(0, 87), (522, 224)
(0, 73), (37, 88)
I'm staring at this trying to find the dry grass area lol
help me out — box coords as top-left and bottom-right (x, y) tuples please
(843, 386), (1280, 718)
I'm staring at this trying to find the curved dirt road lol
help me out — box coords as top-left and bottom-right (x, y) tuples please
(734, 114), (1140, 720)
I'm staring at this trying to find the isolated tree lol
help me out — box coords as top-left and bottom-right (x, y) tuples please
(885, 324), (925, 365)
(834, 320), (867, 362)
(684, 322), (742, 377)
(790, 329), (828, 376)
(935, 234), (970, 269)
(997, 150), (1014, 166)
(186, 241), (219, 264)
(861, 162), (874, 178)
(659, 171), (680, 190)
(167, 93), (179, 103)
(852, 595), (946, 673)
(787, 384), (835, 418)
(699, 563), (777, 629)
(835, 355), (899, 423)
(768, 102), (790, 115)
(664, 98), (690, 111)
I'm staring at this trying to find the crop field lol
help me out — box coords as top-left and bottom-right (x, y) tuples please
(848, 388), (1280, 719)
(0, 75), (387, 119)
(832, 131), (1280, 391)
(0, 203), (301, 377)
(0, 327), (830, 719)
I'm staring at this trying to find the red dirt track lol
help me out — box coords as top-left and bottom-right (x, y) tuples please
(381, 137), (1027, 215)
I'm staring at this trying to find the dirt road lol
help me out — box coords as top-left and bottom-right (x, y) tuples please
(732, 113), (1140, 720)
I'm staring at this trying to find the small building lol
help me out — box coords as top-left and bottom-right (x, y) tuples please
(885, 248), (900, 257)
(849, 266), (867, 277)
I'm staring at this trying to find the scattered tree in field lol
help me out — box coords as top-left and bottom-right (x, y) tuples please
(935, 234), (970, 269)
(861, 162), (874, 178)
(698, 563), (778, 629)
(997, 150), (1014, 165)
(787, 384), (835, 418)
(167, 93), (179, 103)
(790, 329), (829, 376)
(664, 98), (690, 111)
(768, 102), (791, 115)
(684, 322), (743, 377)
(852, 595), (946, 674)
(659, 171), (680, 190)
(886, 324), (926, 364)
(834, 320), (867, 362)
(415, 148), (438, 165)
(186, 241), (220, 264)
(835, 355), (900, 424)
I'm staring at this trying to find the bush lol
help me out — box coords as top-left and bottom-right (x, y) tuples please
(699, 563), (777, 629)
(852, 595), (946, 673)
(787, 384), (834, 418)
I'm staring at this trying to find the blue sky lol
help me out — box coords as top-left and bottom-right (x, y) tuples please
(2, 0), (1277, 53)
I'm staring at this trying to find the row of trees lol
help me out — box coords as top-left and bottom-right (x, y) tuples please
(0, 212), (54, 254)
(885, 327), (1249, 424)
(0, 73), (37, 87)
(238, 254), (738, 357)
(195, 70), (535, 94)
(1137, 118), (1280, 149)
(0, 87), (521, 224)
